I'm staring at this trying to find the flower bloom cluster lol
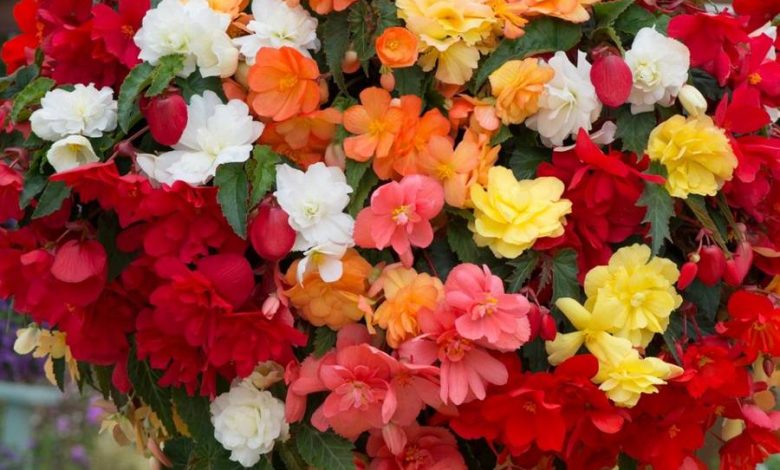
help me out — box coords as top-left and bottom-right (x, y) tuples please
(1, 0), (780, 468)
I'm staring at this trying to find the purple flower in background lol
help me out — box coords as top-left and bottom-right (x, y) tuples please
(69, 444), (89, 467)
(0, 309), (43, 383)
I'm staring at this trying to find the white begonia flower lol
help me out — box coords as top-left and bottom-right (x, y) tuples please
(274, 162), (354, 251)
(210, 380), (289, 468)
(625, 27), (690, 114)
(46, 135), (100, 173)
(297, 242), (349, 284)
(134, 0), (239, 78)
(526, 50), (602, 147)
(30, 84), (117, 141)
(137, 91), (263, 186)
(233, 0), (320, 64)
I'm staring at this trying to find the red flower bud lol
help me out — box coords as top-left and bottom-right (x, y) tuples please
(196, 254), (255, 309)
(677, 261), (698, 290)
(50, 239), (107, 283)
(697, 245), (726, 286)
(141, 91), (188, 147)
(723, 240), (754, 286)
(763, 356), (776, 377)
(540, 308), (557, 341)
(527, 303), (541, 339)
(249, 201), (296, 261)
(590, 55), (633, 108)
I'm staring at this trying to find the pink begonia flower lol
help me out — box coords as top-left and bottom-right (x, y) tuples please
(354, 175), (444, 267)
(445, 263), (531, 351)
(399, 307), (508, 405)
(366, 424), (467, 470)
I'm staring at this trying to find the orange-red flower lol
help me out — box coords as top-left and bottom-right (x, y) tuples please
(343, 87), (405, 167)
(421, 135), (480, 208)
(247, 47), (321, 122)
(307, 0), (358, 14)
(388, 95), (451, 178)
(260, 108), (342, 168)
(376, 27), (419, 69)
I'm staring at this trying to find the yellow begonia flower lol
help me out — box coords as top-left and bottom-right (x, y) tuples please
(27, 329), (80, 385)
(647, 114), (737, 199)
(584, 244), (683, 347)
(469, 166), (571, 259)
(489, 57), (554, 124)
(594, 350), (683, 408)
(545, 297), (634, 366)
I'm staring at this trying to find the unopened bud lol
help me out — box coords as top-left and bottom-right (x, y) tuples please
(678, 84), (708, 117)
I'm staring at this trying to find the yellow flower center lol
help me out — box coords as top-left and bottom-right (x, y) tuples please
(392, 205), (411, 224)
(435, 162), (455, 180)
(523, 401), (537, 413)
(368, 119), (387, 136)
(630, 292), (646, 308)
(386, 39), (400, 51)
(749, 72), (762, 85)
(279, 75), (299, 91)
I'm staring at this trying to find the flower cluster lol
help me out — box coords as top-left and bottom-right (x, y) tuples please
(2, 0), (780, 468)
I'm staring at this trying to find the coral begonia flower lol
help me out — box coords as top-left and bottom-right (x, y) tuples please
(248, 46), (321, 122)
(354, 175), (444, 267)
(308, 0), (358, 15)
(343, 87), (405, 163)
(523, 0), (599, 23)
(422, 135), (479, 208)
(376, 27), (419, 69)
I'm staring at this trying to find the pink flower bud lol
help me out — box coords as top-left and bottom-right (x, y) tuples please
(141, 91), (188, 147)
(677, 261), (698, 290)
(723, 241), (753, 286)
(249, 201), (296, 261)
(697, 245), (726, 286)
(590, 55), (633, 108)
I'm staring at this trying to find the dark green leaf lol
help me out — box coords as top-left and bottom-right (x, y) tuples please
(489, 125), (513, 146)
(11, 77), (55, 122)
(508, 145), (550, 180)
(164, 438), (194, 470)
(637, 162), (673, 255)
(295, 424), (355, 470)
(19, 171), (47, 209)
(614, 5), (658, 36)
(615, 107), (656, 156)
(345, 159), (370, 190)
(374, 0), (401, 31)
(52, 356), (66, 392)
(593, 0), (635, 28)
(97, 213), (137, 281)
(279, 440), (308, 470)
(248, 145), (281, 207)
(423, 237), (458, 280)
(171, 388), (217, 445)
(321, 12), (351, 94)
(689, 68), (726, 104)
(662, 327), (682, 365)
(685, 195), (729, 253)
(312, 327), (337, 358)
(394, 65), (427, 97)
(348, 1), (375, 64)
(215, 163), (249, 238)
(618, 453), (638, 470)
(31, 181), (70, 219)
(472, 18), (582, 91)
(507, 251), (540, 293)
(146, 54), (186, 97)
(447, 223), (482, 264)
(552, 249), (580, 303)
(176, 71), (226, 103)
(94, 365), (113, 400)
(346, 167), (378, 217)
(118, 62), (156, 132)
(685, 279), (722, 321)
(127, 349), (175, 434)
(522, 337), (549, 372)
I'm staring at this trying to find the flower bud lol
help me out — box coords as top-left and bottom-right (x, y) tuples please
(14, 327), (40, 355)
(380, 72), (396, 92)
(763, 356), (776, 378)
(697, 245), (726, 286)
(141, 91), (188, 147)
(678, 84), (707, 117)
(677, 261), (698, 290)
(234, 60), (252, 89)
(527, 303), (541, 339)
(590, 55), (633, 108)
(723, 240), (754, 286)
(539, 308), (557, 341)
(341, 50), (360, 74)
(249, 201), (296, 261)
(324, 143), (346, 170)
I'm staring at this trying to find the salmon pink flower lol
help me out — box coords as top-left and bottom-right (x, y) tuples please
(343, 87), (405, 166)
(247, 47), (321, 121)
(445, 263), (531, 351)
(366, 424), (467, 470)
(354, 175), (444, 267)
(421, 135), (479, 208)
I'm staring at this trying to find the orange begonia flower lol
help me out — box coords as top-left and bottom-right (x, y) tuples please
(449, 94), (500, 133)
(422, 135), (480, 208)
(247, 47), (321, 122)
(259, 109), (341, 168)
(285, 249), (373, 330)
(523, 0), (600, 23)
(376, 27), (419, 69)
(369, 265), (444, 348)
(488, 0), (529, 38)
(489, 57), (554, 125)
(209, 0), (249, 17)
(388, 95), (451, 178)
(343, 87), (405, 165)
(307, 0), (358, 15)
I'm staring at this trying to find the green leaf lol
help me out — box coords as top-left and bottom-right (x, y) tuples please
(146, 54), (186, 97)
(593, 0), (635, 28)
(127, 349), (175, 434)
(394, 65), (427, 97)
(247, 145), (281, 207)
(345, 159), (370, 190)
(118, 62), (156, 132)
(685, 195), (729, 253)
(94, 365), (113, 400)
(618, 454), (638, 470)
(348, 1), (376, 64)
(97, 213), (137, 281)
(685, 279), (722, 322)
(31, 181), (70, 219)
(507, 251), (540, 293)
(615, 107), (656, 156)
(689, 68), (726, 103)
(447, 223), (482, 264)
(295, 424), (355, 470)
(52, 356), (66, 392)
(346, 167), (379, 217)
(312, 327), (337, 358)
(11, 77), (55, 122)
(215, 163), (249, 238)
(279, 440), (309, 470)
(321, 12), (351, 94)
(472, 18), (582, 91)
(171, 388), (218, 445)
(508, 145), (550, 180)
(163, 438), (194, 470)
(489, 125), (513, 146)
(374, 0), (401, 31)
(19, 171), (47, 210)
(176, 71), (226, 103)
(614, 4), (659, 36)
(637, 162), (674, 255)
(552, 249), (580, 304)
